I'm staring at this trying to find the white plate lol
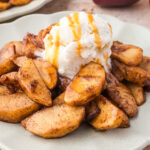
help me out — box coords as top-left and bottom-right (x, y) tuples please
(0, 11), (150, 150)
(0, 0), (52, 22)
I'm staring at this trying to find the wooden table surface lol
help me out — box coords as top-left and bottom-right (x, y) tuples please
(1, 0), (150, 150)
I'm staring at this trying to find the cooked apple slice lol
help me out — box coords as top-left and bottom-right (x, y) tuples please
(113, 59), (150, 86)
(64, 62), (105, 106)
(53, 92), (65, 105)
(12, 41), (24, 55)
(126, 82), (145, 106)
(0, 43), (17, 76)
(7, 41), (23, 55)
(111, 41), (143, 66)
(85, 100), (100, 121)
(89, 95), (129, 130)
(17, 59), (52, 106)
(0, 85), (12, 95)
(22, 33), (43, 58)
(0, 72), (20, 92)
(139, 56), (150, 73)
(58, 75), (71, 92)
(14, 58), (57, 90)
(33, 60), (57, 90)
(13, 56), (28, 67)
(0, 93), (40, 123)
(21, 104), (85, 138)
(111, 60), (124, 81)
(139, 56), (150, 90)
(119, 112), (130, 128)
(1, 41), (23, 55)
(106, 73), (138, 117)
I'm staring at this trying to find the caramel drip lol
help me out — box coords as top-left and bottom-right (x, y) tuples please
(45, 26), (60, 68)
(87, 13), (102, 50)
(68, 13), (82, 56)
(108, 24), (112, 37)
(103, 52), (109, 70)
(52, 29), (60, 68)
(45, 34), (53, 62)
(93, 58), (102, 64)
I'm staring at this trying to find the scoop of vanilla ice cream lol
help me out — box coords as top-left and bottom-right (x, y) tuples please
(44, 12), (112, 79)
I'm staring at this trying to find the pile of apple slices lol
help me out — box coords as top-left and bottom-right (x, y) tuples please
(0, 27), (150, 139)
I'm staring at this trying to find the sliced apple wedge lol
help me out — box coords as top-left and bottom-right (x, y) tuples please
(89, 95), (129, 130)
(111, 41), (143, 66)
(126, 82), (145, 106)
(17, 59), (52, 106)
(113, 59), (150, 86)
(85, 100), (100, 121)
(0, 72), (20, 92)
(106, 73), (138, 117)
(33, 60), (57, 90)
(58, 76), (71, 92)
(0, 85), (12, 95)
(64, 62), (105, 106)
(13, 56), (28, 67)
(0, 93), (40, 123)
(139, 56), (150, 90)
(111, 60), (124, 81)
(14, 57), (57, 90)
(22, 33), (43, 58)
(53, 92), (65, 105)
(22, 104), (85, 138)
(139, 56), (150, 73)
(0, 43), (17, 76)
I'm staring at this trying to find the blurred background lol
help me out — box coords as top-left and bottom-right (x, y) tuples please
(30, 0), (149, 29)
(1, 0), (149, 30)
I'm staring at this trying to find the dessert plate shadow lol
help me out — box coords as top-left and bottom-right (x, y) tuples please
(0, 11), (150, 150)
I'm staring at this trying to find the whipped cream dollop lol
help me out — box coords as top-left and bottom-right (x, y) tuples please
(44, 12), (112, 79)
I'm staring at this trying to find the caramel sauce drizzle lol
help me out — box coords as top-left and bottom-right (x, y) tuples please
(87, 13), (102, 50)
(52, 29), (60, 68)
(93, 58), (102, 64)
(45, 24), (60, 68)
(45, 34), (53, 62)
(103, 52), (109, 70)
(108, 24), (112, 37)
(68, 13), (82, 56)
